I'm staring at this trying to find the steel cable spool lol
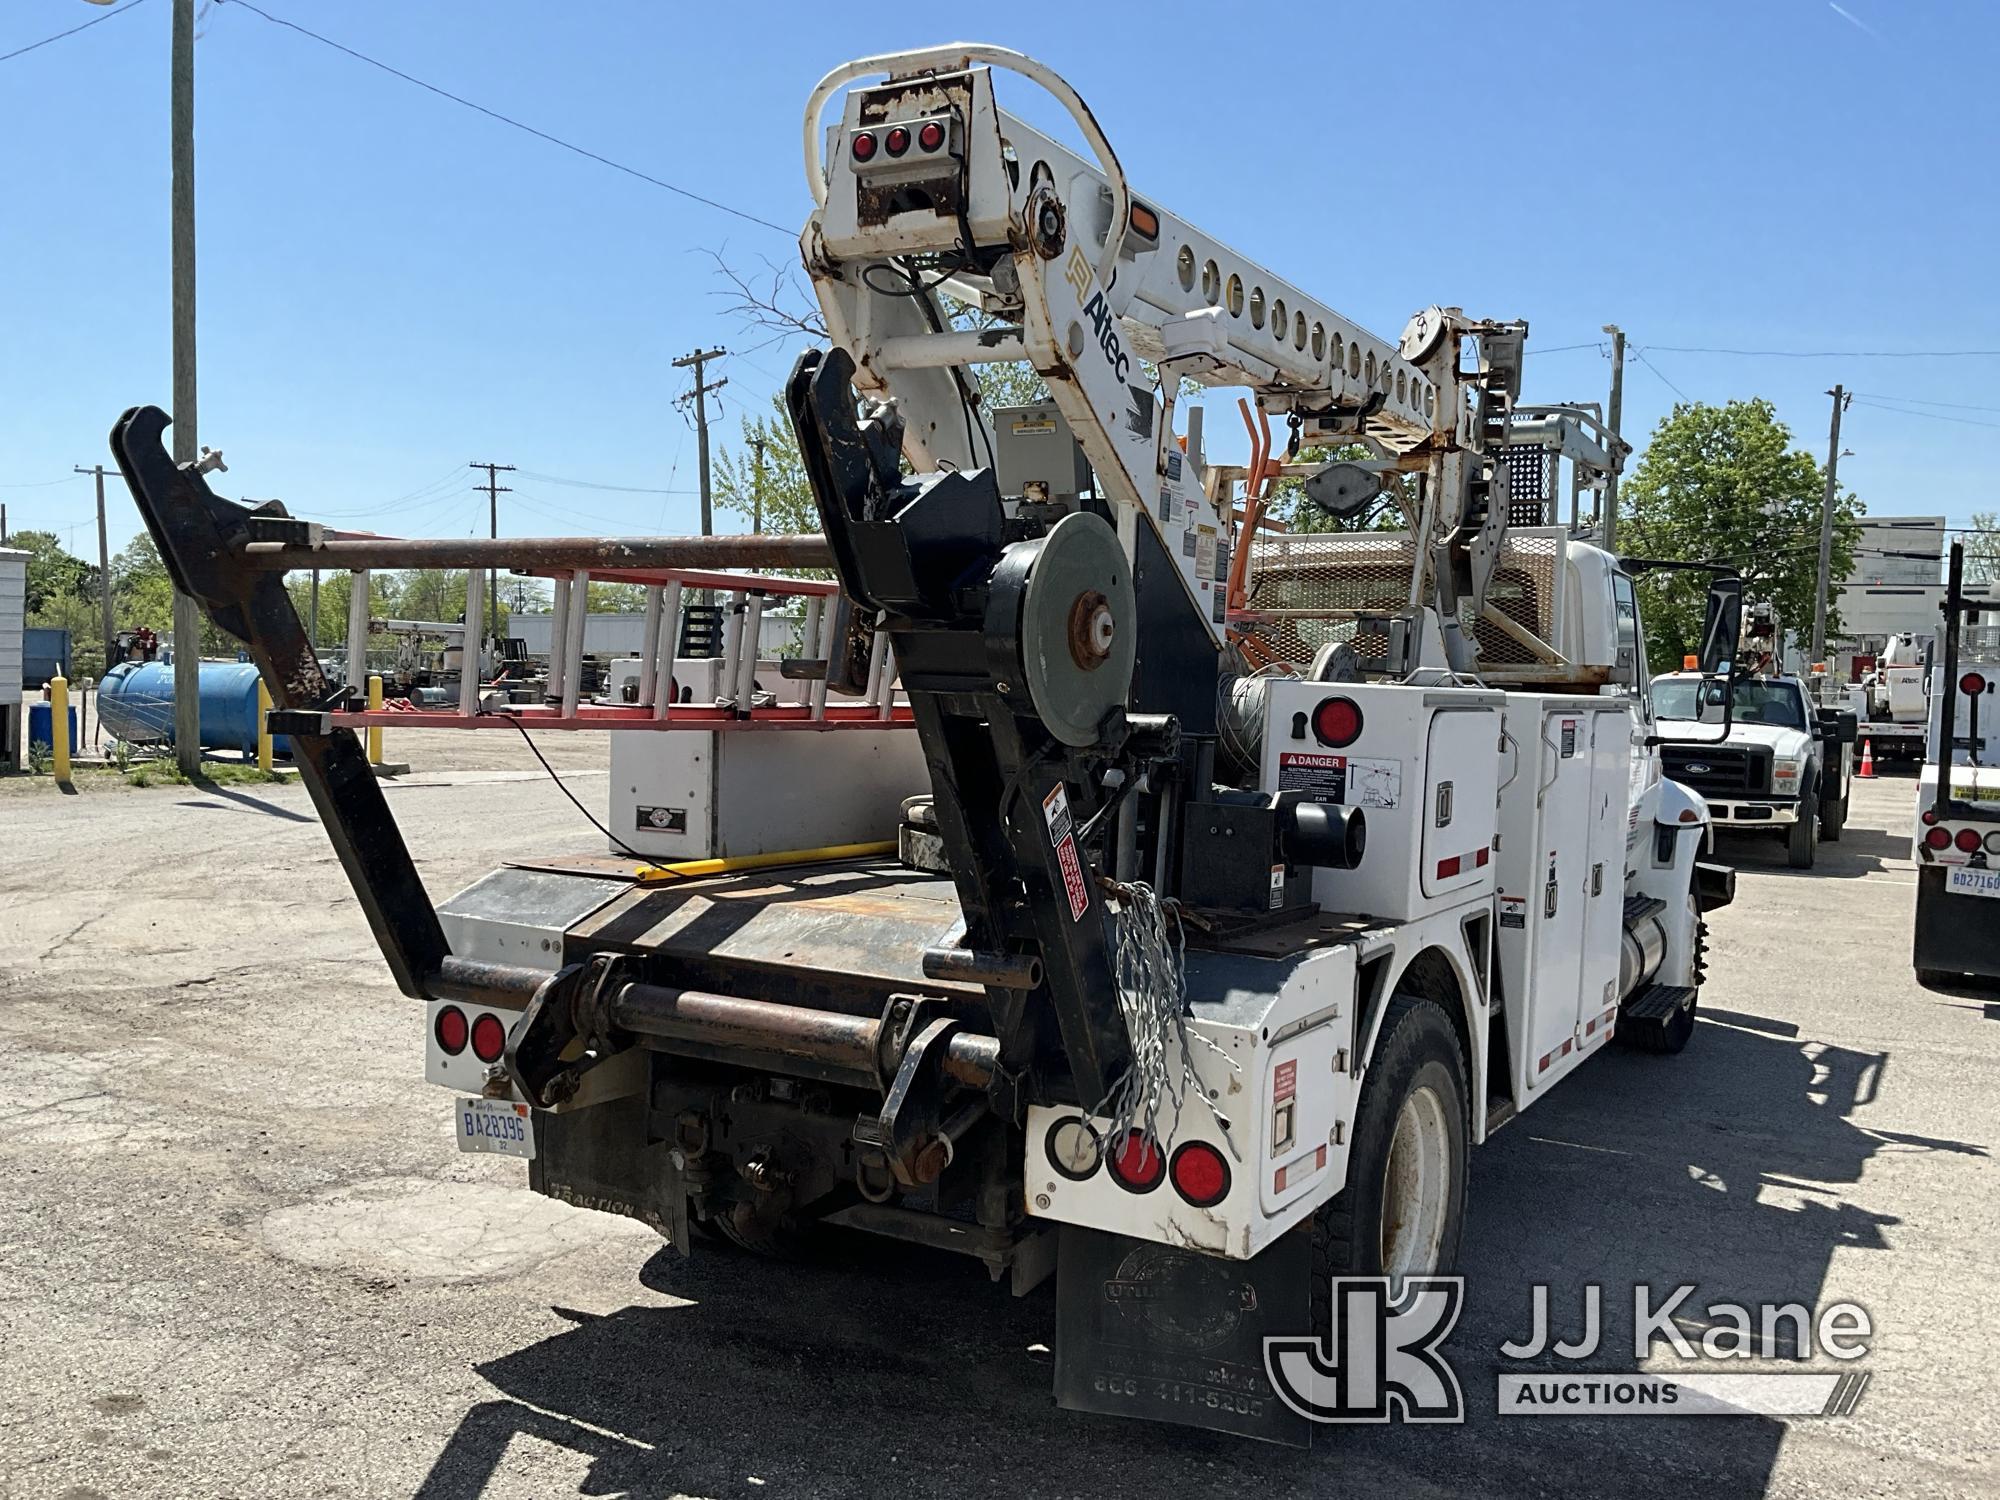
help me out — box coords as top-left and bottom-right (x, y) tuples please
(996, 511), (1137, 748)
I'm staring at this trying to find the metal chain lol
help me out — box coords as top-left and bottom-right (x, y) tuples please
(1095, 877), (1240, 1156)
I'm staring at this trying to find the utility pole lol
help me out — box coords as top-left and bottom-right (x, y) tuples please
(470, 461), (514, 628)
(749, 434), (768, 535)
(672, 348), (727, 537)
(74, 465), (116, 670)
(170, 0), (201, 775)
(1599, 324), (1626, 550)
(1810, 384), (1852, 671)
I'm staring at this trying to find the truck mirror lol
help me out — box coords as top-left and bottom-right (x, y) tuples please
(1836, 710), (1858, 744)
(1697, 576), (1742, 675)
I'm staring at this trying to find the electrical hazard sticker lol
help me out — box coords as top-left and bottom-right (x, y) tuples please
(1158, 486), (1175, 524)
(1056, 833), (1091, 922)
(1499, 894), (1527, 929)
(1278, 750), (1346, 803)
(1560, 719), (1578, 757)
(1041, 782), (1074, 847)
(1269, 863), (1286, 910)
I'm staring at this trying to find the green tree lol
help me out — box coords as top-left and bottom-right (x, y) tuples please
(1618, 399), (1862, 667)
(715, 394), (818, 538)
(13, 530), (93, 615)
(111, 533), (177, 635)
(1266, 445), (1412, 536)
(1966, 510), (2000, 583)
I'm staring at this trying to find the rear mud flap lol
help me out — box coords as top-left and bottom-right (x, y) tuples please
(1054, 1225), (1312, 1446)
(527, 1090), (688, 1253)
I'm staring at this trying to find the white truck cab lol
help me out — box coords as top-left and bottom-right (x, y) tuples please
(1650, 672), (1854, 868)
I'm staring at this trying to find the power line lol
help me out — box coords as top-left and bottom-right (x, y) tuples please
(1849, 397), (2000, 432)
(517, 469), (694, 496)
(214, 0), (792, 236)
(0, 0), (151, 66)
(1644, 344), (2000, 359)
(1523, 341), (1605, 356)
(1853, 392), (2000, 415)
(0, 475), (84, 489)
(1631, 347), (1690, 401)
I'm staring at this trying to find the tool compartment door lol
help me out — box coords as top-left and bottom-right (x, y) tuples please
(1521, 709), (1596, 1093)
(1579, 710), (1636, 1046)
(1420, 704), (1502, 900)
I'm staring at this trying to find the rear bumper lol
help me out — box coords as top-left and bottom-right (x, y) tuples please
(1914, 865), (2000, 980)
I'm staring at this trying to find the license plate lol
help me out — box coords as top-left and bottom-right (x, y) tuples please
(1946, 866), (2000, 901)
(456, 1097), (536, 1159)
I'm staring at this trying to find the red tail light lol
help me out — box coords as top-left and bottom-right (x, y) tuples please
(470, 1012), (508, 1064)
(1922, 809), (1940, 825)
(1107, 1131), (1164, 1193)
(1310, 696), (1364, 749)
(434, 1005), (468, 1055)
(1962, 672), (1987, 696)
(917, 120), (945, 152)
(850, 131), (877, 163)
(1955, 828), (1983, 854)
(1925, 827), (1952, 850)
(884, 125), (911, 157)
(1169, 1141), (1231, 1207)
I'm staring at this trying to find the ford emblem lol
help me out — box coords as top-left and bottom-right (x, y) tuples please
(1686, 762), (1711, 774)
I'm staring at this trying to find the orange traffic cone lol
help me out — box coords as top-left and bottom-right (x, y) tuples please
(1857, 738), (1876, 778)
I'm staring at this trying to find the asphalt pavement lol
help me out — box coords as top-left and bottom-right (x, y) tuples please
(1, 751), (1993, 1499)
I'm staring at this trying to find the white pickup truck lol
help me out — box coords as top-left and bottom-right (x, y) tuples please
(1650, 672), (1857, 869)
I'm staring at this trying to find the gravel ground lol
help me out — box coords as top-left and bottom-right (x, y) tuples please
(0, 754), (1993, 1499)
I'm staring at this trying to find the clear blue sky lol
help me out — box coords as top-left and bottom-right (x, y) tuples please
(5, 0), (1997, 562)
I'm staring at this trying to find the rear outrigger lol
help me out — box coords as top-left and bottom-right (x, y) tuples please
(112, 45), (1740, 1444)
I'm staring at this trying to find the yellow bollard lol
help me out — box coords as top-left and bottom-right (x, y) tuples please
(49, 673), (72, 784)
(366, 674), (384, 765)
(256, 677), (273, 772)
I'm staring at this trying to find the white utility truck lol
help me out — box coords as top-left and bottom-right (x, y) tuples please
(1912, 544), (2000, 987)
(1653, 600), (1855, 869)
(113, 44), (1739, 1445)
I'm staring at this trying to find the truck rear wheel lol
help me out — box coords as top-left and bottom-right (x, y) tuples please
(1786, 790), (1819, 869)
(1312, 994), (1469, 1324)
(1820, 791), (1847, 842)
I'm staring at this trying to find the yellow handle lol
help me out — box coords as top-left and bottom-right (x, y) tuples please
(629, 839), (896, 885)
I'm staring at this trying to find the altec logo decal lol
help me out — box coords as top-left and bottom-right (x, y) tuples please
(1065, 246), (1130, 385)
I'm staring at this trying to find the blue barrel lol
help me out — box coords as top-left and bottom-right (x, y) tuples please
(27, 702), (78, 753)
(98, 660), (289, 756)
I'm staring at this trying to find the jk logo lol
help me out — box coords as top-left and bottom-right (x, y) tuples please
(1264, 1277), (1466, 1423)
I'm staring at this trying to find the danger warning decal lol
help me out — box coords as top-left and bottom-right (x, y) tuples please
(1056, 834), (1091, 922)
(1273, 1058), (1298, 1102)
(1042, 782), (1090, 922)
(1278, 750), (1346, 803)
(1041, 782), (1074, 847)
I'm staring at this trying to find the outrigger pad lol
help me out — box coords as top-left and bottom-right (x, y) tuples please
(1054, 1225), (1312, 1447)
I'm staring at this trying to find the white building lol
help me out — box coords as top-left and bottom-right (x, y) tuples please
(0, 547), (25, 770)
